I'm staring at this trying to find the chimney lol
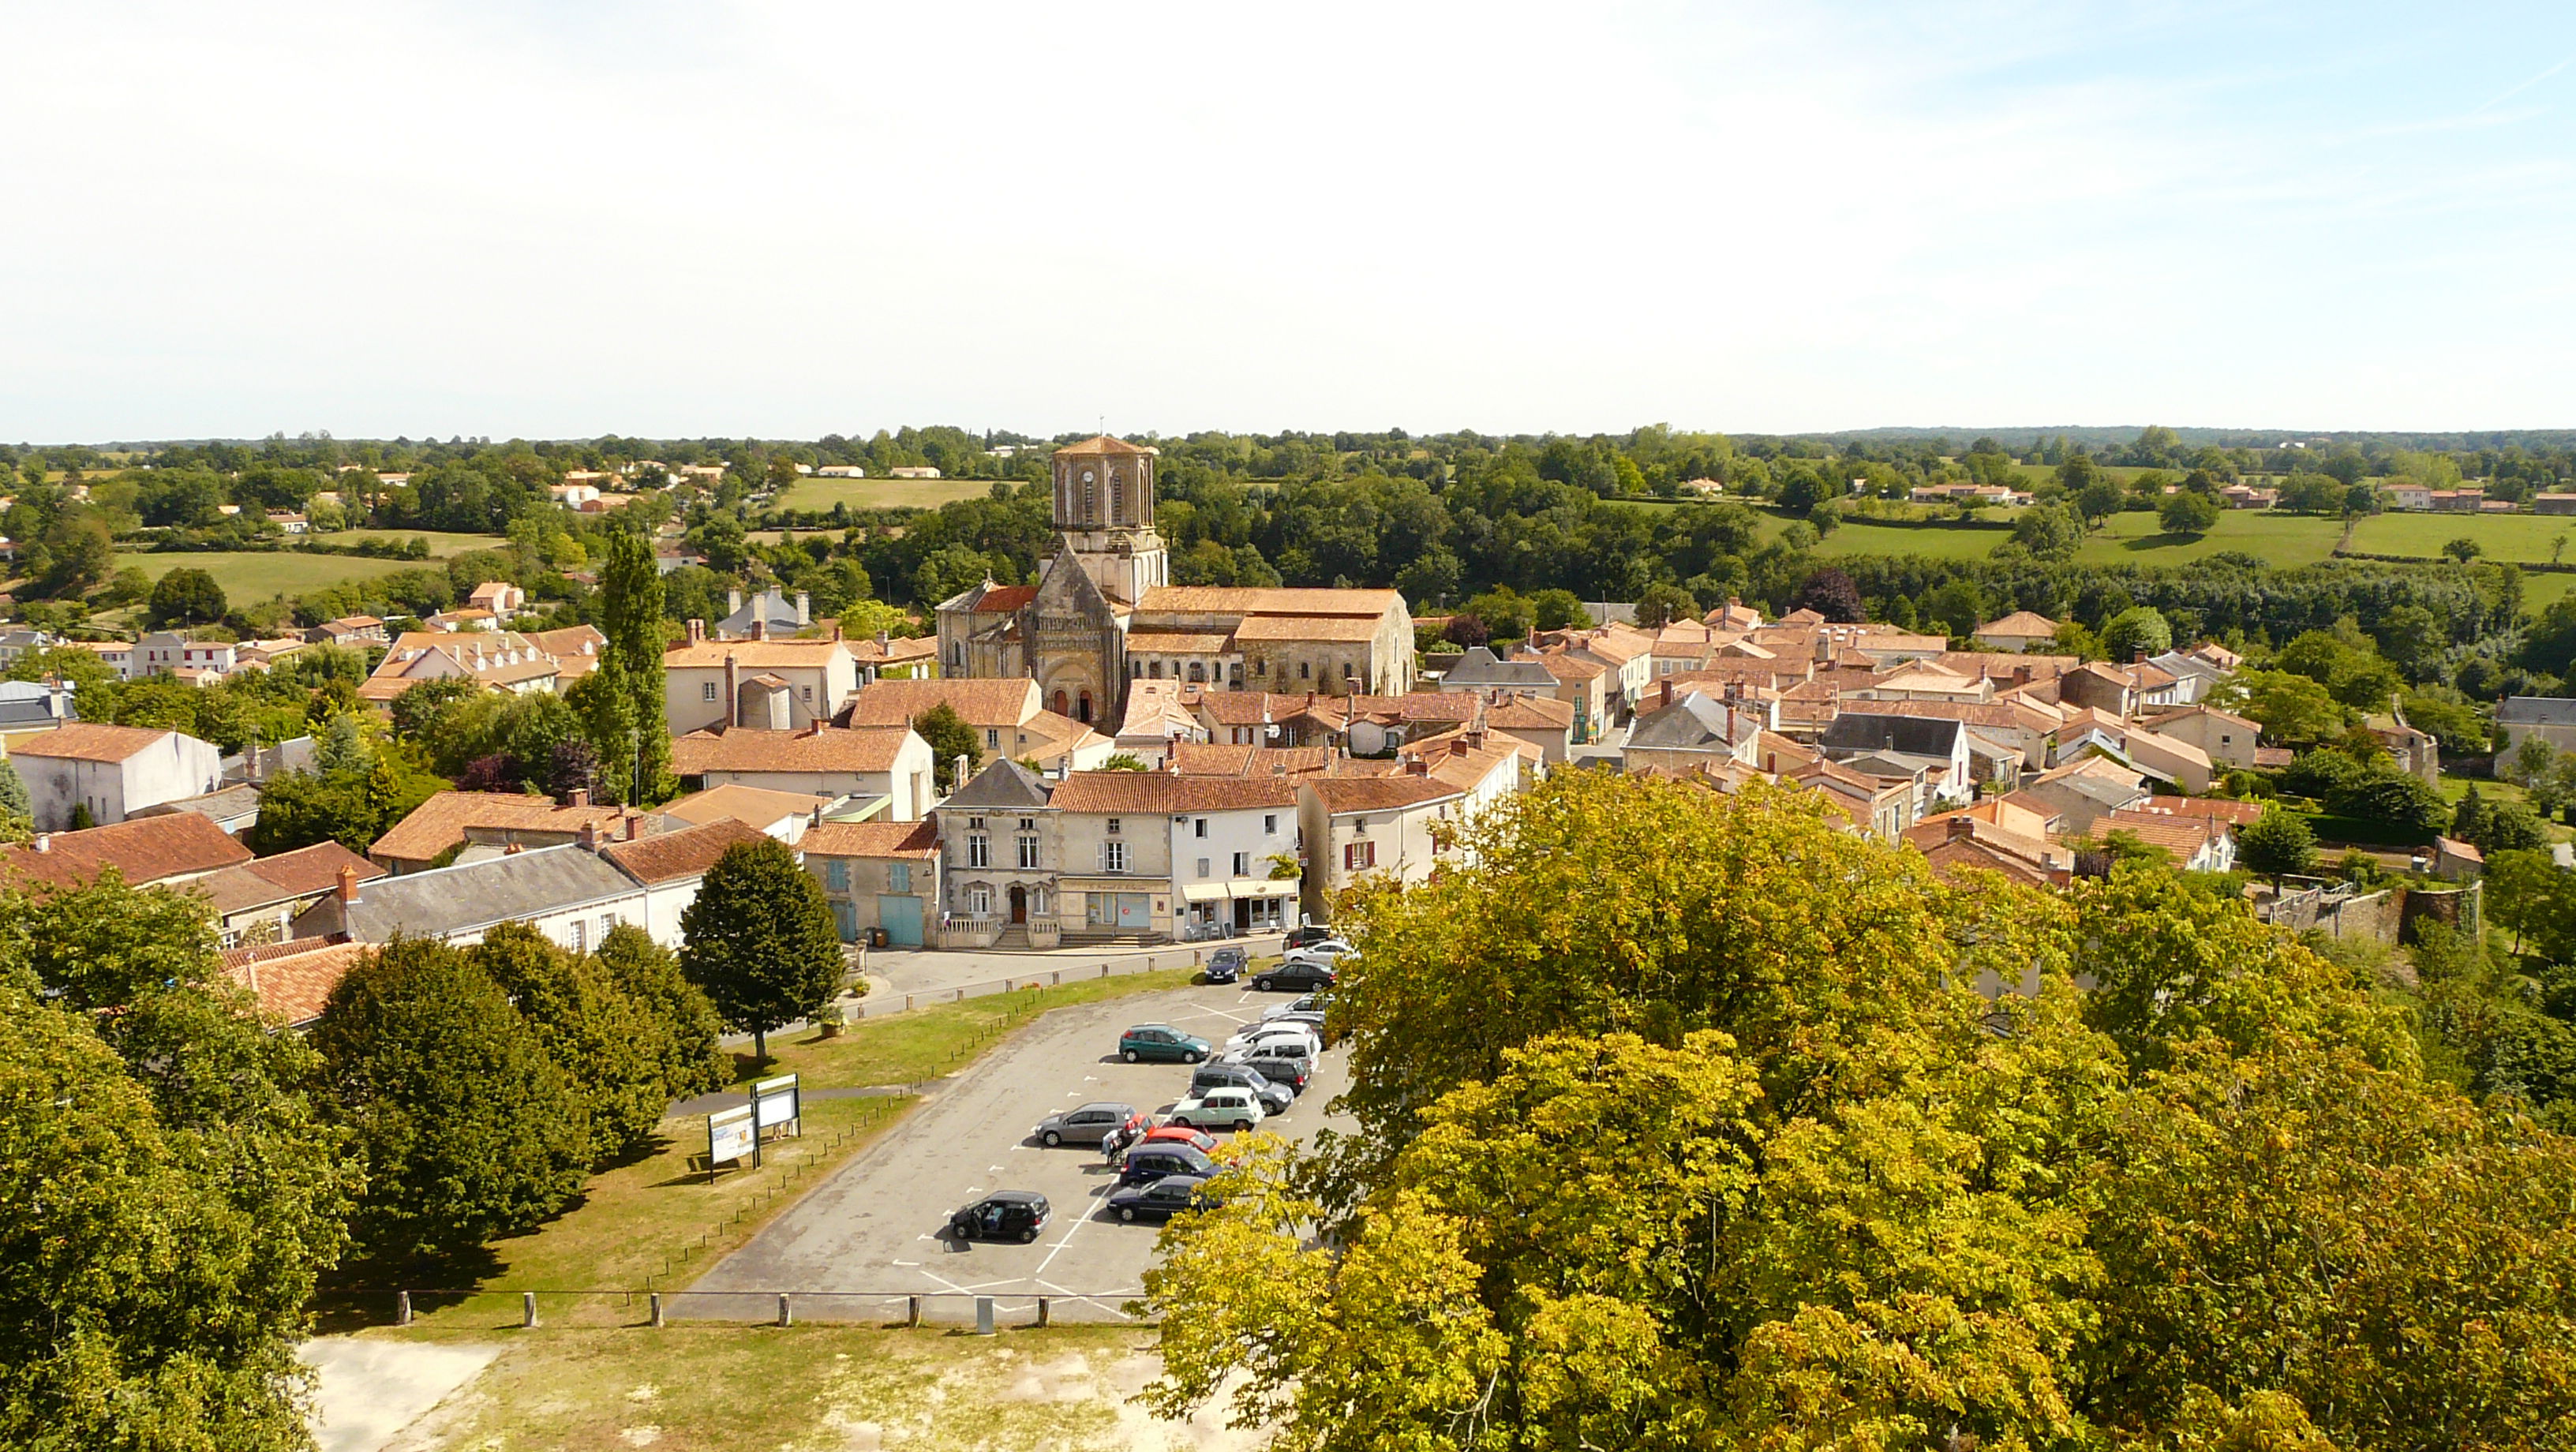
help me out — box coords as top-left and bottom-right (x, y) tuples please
(725, 652), (741, 725)
(568, 788), (590, 807)
(953, 753), (969, 790)
(687, 618), (706, 644)
(623, 810), (642, 841)
(748, 619), (766, 641)
(335, 863), (359, 903)
(877, 630), (890, 650)
(795, 591), (811, 625)
(577, 821), (601, 851)
(1661, 679), (1673, 708)
(1947, 814), (1977, 842)
(1406, 758), (1430, 776)
(728, 588), (743, 618)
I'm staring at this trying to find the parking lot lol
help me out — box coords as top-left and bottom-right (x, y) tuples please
(676, 982), (1350, 1324)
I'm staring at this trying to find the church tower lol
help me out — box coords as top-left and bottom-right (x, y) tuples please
(1046, 435), (1166, 605)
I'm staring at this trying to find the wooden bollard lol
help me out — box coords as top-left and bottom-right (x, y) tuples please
(1036, 1297), (1050, 1327)
(522, 1292), (537, 1328)
(907, 1295), (921, 1327)
(650, 1293), (664, 1327)
(396, 1291), (412, 1326)
(777, 1293), (792, 1327)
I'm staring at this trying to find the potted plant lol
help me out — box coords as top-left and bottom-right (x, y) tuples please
(813, 1002), (846, 1039)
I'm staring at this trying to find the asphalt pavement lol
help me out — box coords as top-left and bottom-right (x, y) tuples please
(676, 982), (1349, 1325)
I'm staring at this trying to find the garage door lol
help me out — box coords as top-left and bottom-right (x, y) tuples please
(879, 894), (923, 948)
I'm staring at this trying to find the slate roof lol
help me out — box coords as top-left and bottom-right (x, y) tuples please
(311, 844), (642, 941)
(193, 841), (384, 915)
(942, 758), (1054, 810)
(1630, 693), (1761, 751)
(129, 783), (266, 829)
(2499, 696), (2576, 726)
(1440, 647), (1558, 690)
(1820, 714), (1964, 758)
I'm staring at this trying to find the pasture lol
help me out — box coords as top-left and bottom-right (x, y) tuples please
(110, 550), (448, 603)
(769, 475), (998, 514)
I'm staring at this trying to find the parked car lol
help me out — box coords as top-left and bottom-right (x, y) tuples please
(1190, 1061), (1294, 1113)
(1292, 938), (1355, 960)
(1166, 1088), (1267, 1133)
(1119, 1142), (1219, 1186)
(1252, 960), (1337, 994)
(1140, 1123), (1218, 1154)
(1118, 1024), (1211, 1064)
(1283, 925), (1335, 950)
(1263, 991), (1329, 1021)
(1032, 1101), (1140, 1148)
(949, 1190), (1050, 1244)
(1103, 1173), (1211, 1224)
(1226, 1022), (1321, 1057)
(1224, 1042), (1313, 1091)
(1204, 946), (1247, 985)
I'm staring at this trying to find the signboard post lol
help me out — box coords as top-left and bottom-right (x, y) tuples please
(706, 1105), (755, 1185)
(751, 1074), (802, 1169)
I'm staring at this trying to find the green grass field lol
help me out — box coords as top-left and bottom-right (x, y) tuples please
(110, 549), (451, 603)
(770, 475), (998, 514)
(316, 528), (511, 559)
(2349, 511), (2576, 564)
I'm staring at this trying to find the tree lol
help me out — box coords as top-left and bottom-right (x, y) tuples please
(595, 532), (672, 803)
(2237, 806), (2317, 885)
(2074, 476), (2127, 526)
(469, 923), (667, 1163)
(1462, 587), (1535, 642)
(145, 566), (229, 627)
(1440, 612), (1490, 649)
(0, 755), (28, 842)
(2452, 783), (2491, 847)
(2009, 503), (2083, 560)
(1792, 566), (1864, 623)
(0, 874), (359, 1450)
(2102, 605), (2174, 662)
(1631, 582), (1697, 630)
(2158, 488), (2222, 536)
(310, 936), (591, 1256)
(2054, 451), (2101, 492)
(1529, 588), (1587, 631)
(595, 922), (727, 1101)
(1097, 753), (1151, 771)
(679, 837), (844, 1065)
(914, 702), (979, 794)
(1775, 462), (1828, 516)
(2444, 537), (2484, 563)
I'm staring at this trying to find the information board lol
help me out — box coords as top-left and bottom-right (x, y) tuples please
(708, 1105), (755, 1168)
(753, 1073), (801, 1132)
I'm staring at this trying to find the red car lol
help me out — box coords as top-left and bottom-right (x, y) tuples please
(1141, 1123), (1218, 1154)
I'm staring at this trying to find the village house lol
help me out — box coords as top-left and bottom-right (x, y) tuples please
(189, 840), (387, 949)
(293, 840), (652, 951)
(657, 784), (844, 844)
(595, 818), (775, 948)
(1295, 773), (1467, 926)
(2138, 704), (2260, 770)
(801, 818), (941, 947)
(0, 811), (253, 892)
(366, 790), (657, 874)
(840, 676), (1113, 773)
(1971, 611), (2061, 653)
(2499, 696), (2576, 755)
(670, 723), (936, 820)
(9, 722), (226, 830)
(662, 627), (865, 735)
(1050, 771), (1305, 941)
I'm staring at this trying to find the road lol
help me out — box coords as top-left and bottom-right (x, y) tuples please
(677, 982), (1349, 1324)
(855, 931), (1290, 1004)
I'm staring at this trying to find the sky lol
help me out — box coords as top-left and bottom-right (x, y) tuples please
(3, 2), (2574, 443)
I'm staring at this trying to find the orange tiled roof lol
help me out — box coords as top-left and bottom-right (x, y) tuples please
(10, 722), (178, 763)
(0, 813), (252, 889)
(801, 819), (939, 859)
(223, 939), (369, 1027)
(601, 818), (771, 885)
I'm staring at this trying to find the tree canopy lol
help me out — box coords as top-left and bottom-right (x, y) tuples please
(679, 838), (844, 1064)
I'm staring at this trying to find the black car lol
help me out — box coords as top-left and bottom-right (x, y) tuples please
(1204, 947), (1247, 985)
(1191, 1061), (1294, 1113)
(1283, 926), (1335, 950)
(950, 1190), (1050, 1244)
(1104, 1173), (1211, 1223)
(1252, 960), (1337, 994)
(1118, 1142), (1219, 1187)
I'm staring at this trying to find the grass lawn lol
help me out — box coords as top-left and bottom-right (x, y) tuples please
(110, 549), (449, 603)
(1803, 507), (2349, 569)
(770, 475), (998, 514)
(2350, 511), (2576, 565)
(314, 528), (511, 558)
(350, 1323), (1199, 1451)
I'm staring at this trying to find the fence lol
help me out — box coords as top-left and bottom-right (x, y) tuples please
(369, 1288), (1147, 1330)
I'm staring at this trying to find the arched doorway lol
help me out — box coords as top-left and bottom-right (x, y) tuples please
(1077, 690), (1093, 723)
(1008, 885), (1028, 924)
(1052, 688), (1069, 716)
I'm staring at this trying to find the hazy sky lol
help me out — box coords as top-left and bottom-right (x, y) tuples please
(5, 2), (2573, 442)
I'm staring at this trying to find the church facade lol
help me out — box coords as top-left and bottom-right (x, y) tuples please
(935, 436), (1415, 724)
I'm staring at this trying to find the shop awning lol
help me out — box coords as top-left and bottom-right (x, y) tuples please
(1181, 882), (1229, 903)
(1226, 878), (1301, 899)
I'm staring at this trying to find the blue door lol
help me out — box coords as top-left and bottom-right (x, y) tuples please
(879, 894), (923, 949)
(833, 900), (859, 943)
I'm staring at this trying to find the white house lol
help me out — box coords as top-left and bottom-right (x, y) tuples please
(1294, 773), (1464, 925)
(1047, 772), (1305, 941)
(597, 818), (773, 949)
(668, 724), (935, 820)
(9, 723), (225, 830)
(291, 842), (653, 951)
(662, 631), (863, 735)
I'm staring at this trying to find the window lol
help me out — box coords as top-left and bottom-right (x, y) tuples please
(1103, 840), (1128, 872)
(1345, 840), (1377, 871)
(801, 685), (813, 701)
(570, 918), (588, 952)
(702, 681), (718, 702)
(1106, 818), (1121, 834)
(1299, 661), (1311, 679)
(1263, 814), (1278, 835)
(967, 885), (993, 915)
(1232, 851), (1249, 875)
(600, 914), (618, 939)
(1196, 857), (1211, 878)
(985, 728), (1000, 749)
(1149, 661), (1163, 678)
(968, 834), (990, 868)
(1019, 818), (1035, 832)
(1194, 818), (1208, 838)
(1017, 834), (1040, 869)
(826, 859), (849, 891)
(1342, 661), (1355, 679)
(888, 863), (910, 893)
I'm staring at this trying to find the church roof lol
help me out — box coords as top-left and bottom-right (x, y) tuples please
(1138, 586), (1404, 618)
(1054, 435), (1157, 457)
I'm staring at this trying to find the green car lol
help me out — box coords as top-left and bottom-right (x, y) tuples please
(1119, 1024), (1211, 1064)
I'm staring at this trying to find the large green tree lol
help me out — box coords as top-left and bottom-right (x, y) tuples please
(679, 838), (844, 1065)
(146, 566), (230, 627)
(469, 923), (668, 1163)
(913, 702), (979, 794)
(595, 922), (727, 1102)
(1141, 773), (2576, 1452)
(593, 531), (672, 803)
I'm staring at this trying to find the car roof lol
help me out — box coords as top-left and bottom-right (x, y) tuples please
(1070, 1101), (1135, 1115)
(985, 1189), (1047, 1205)
(1126, 1023), (1177, 1032)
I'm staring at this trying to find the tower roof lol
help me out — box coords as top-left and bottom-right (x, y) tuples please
(1054, 435), (1158, 458)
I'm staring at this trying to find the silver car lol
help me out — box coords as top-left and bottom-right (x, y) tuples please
(1032, 1100), (1138, 1147)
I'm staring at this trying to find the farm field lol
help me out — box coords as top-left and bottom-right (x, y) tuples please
(110, 549), (444, 603)
(316, 529), (511, 558)
(1799, 507), (2347, 569)
(2349, 511), (2576, 564)
(769, 475), (998, 514)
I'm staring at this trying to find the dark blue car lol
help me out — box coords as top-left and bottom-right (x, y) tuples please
(1118, 1142), (1217, 1187)
(1204, 947), (1247, 984)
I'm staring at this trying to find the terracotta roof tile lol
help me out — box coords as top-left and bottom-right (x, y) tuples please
(223, 939), (369, 1027)
(1046, 772), (1299, 814)
(193, 841), (385, 914)
(1304, 776), (1462, 813)
(659, 784), (833, 830)
(662, 639), (857, 670)
(801, 819), (939, 859)
(1138, 586), (1404, 617)
(601, 818), (772, 885)
(672, 725), (918, 776)
(10, 722), (180, 763)
(841, 679), (1039, 729)
(0, 813), (253, 889)
(369, 791), (645, 866)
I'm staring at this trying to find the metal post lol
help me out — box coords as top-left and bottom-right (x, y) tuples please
(650, 1293), (664, 1327)
(778, 1293), (793, 1327)
(907, 1295), (921, 1327)
(975, 1297), (995, 1335)
(522, 1292), (537, 1329)
(396, 1291), (412, 1327)
(1036, 1297), (1050, 1328)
